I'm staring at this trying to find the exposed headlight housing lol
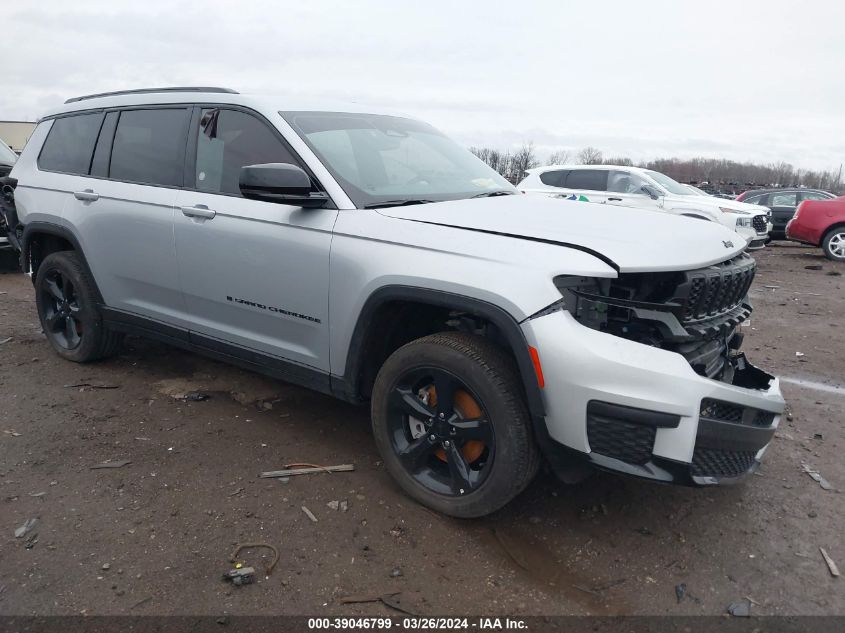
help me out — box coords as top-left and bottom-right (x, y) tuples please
(721, 206), (750, 215)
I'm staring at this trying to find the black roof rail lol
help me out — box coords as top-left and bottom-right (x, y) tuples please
(65, 87), (238, 104)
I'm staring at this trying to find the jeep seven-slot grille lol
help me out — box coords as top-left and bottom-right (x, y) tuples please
(752, 215), (768, 234)
(678, 255), (756, 322)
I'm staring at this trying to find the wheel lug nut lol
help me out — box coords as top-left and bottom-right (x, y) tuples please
(429, 435), (436, 441)
(439, 413), (445, 419)
(443, 440), (451, 448)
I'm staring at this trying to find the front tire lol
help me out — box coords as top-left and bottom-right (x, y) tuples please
(35, 251), (123, 362)
(371, 332), (539, 518)
(822, 226), (845, 261)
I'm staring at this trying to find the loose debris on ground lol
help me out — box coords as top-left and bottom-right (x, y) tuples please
(261, 463), (355, 478)
(820, 548), (840, 578)
(90, 460), (132, 470)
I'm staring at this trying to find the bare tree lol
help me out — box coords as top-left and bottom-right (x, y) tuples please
(509, 142), (538, 183)
(547, 149), (571, 165)
(577, 147), (603, 165)
(605, 156), (634, 166)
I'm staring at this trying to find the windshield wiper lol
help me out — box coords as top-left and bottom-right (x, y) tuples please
(363, 199), (436, 209)
(471, 190), (517, 198)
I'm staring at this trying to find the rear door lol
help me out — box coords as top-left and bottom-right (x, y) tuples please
(768, 191), (799, 234)
(559, 168), (610, 204)
(174, 106), (338, 371)
(51, 107), (190, 326)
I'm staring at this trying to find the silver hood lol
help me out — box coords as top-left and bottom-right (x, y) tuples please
(378, 194), (746, 273)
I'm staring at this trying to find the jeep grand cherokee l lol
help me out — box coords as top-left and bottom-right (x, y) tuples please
(4, 87), (785, 517)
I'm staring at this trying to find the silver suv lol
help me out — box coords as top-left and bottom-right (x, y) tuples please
(4, 87), (785, 517)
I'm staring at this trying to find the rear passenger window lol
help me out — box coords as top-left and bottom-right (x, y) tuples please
(770, 192), (798, 208)
(38, 113), (104, 175)
(194, 108), (300, 196)
(109, 109), (188, 187)
(565, 170), (607, 191)
(539, 170), (567, 186)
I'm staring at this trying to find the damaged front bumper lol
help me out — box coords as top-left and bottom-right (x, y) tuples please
(522, 308), (785, 486)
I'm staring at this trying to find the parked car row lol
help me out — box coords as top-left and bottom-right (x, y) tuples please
(736, 188), (836, 240)
(517, 164), (772, 249)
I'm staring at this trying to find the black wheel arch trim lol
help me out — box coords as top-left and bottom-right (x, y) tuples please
(335, 285), (546, 420)
(20, 221), (105, 304)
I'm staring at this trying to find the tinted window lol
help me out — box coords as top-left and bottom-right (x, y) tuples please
(565, 169), (607, 191)
(608, 170), (649, 194)
(109, 109), (188, 187)
(800, 191), (832, 201)
(742, 193), (766, 205)
(539, 170), (567, 186)
(770, 192), (798, 208)
(38, 113), (104, 175)
(195, 108), (300, 195)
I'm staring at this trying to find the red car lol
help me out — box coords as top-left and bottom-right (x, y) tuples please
(787, 196), (845, 261)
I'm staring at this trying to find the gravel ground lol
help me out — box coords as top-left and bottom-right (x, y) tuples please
(0, 242), (843, 616)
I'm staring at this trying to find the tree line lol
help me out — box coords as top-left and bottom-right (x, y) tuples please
(469, 143), (844, 194)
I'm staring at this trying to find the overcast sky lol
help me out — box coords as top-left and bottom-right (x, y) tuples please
(4, 0), (844, 170)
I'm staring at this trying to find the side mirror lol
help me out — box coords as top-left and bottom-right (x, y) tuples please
(239, 163), (329, 208)
(641, 184), (660, 200)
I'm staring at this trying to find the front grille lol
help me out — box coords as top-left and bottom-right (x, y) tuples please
(691, 447), (756, 478)
(752, 215), (768, 234)
(676, 255), (756, 322)
(700, 398), (776, 427)
(587, 417), (655, 465)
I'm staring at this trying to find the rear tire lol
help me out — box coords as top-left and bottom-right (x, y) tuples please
(821, 226), (845, 261)
(371, 332), (539, 518)
(34, 251), (123, 362)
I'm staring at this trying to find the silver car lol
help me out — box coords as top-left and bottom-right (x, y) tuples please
(6, 87), (784, 517)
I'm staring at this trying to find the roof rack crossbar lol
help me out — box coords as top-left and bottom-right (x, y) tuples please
(65, 87), (238, 104)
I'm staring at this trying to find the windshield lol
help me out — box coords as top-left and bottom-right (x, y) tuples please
(644, 170), (692, 196)
(282, 111), (515, 208)
(0, 140), (17, 165)
(684, 185), (709, 197)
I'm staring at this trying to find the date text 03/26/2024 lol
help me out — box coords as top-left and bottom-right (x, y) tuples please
(307, 617), (528, 630)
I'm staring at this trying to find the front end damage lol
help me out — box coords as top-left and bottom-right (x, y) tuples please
(524, 252), (785, 485)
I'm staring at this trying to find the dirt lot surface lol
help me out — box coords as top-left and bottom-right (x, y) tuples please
(1, 242), (843, 617)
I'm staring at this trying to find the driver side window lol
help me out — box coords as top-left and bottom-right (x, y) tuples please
(608, 170), (648, 194)
(195, 108), (301, 196)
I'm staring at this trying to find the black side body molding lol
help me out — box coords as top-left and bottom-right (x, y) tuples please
(100, 307), (333, 395)
(336, 286), (546, 419)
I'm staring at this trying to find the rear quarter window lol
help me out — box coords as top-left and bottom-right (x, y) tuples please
(38, 112), (105, 175)
(539, 170), (568, 186)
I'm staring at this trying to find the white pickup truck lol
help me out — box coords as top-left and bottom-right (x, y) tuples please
(518, 165), (772, 249)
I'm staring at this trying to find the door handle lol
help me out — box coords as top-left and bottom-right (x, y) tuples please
(180, 205), (216, 219)
(608, 197), (623, 202)
(73, 189), (99, 202)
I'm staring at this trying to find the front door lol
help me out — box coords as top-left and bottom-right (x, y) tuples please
(605, 170), (662, 212)
(174, 107), (338, 371)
